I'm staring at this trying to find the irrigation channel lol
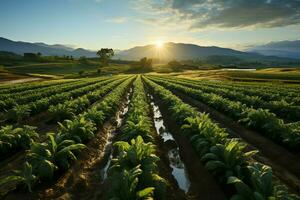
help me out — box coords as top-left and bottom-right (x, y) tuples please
(149, 94), (191, 193)
(100, 87), (132, 182)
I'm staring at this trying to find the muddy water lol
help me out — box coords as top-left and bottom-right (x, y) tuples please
(149, 94), (191, 193)
(100, 88), (132, 181)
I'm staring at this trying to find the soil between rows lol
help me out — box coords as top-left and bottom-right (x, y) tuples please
(145, 86), (227, 200)
(168, 88), (300, 194)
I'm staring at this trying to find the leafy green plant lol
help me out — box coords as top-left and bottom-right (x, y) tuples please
(182, 115), (228, 157)
(227, 162), (297, 200)
(0, 162), (37, 192)
(170, 103), (196, 124)
(49, 103), (75, 122)
(283, 122), (300, 148)
(202, 140), (257, 183)
(27, 133), (86, 180)
(7, 104), (31, 123)
(121, 116), (153, 142)
(109, 136), (166, 200)
(57, 117), (96, 143)
(109, 164), (155, 200)
(0, 125), (38, 158)
(81, 108), (105, 127)
(69, 96), (90, 113)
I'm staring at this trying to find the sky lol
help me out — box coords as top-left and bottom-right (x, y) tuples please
(0, 0), (300, 50)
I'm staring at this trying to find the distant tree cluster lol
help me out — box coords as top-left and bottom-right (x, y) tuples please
(139, 57), (153, 71)
(79, 56), (88, 64)
(168, 60), (182, 72)
(127, 57), (154, 72)
(23, 52), (42, 60)
(97, 48), (114, 67)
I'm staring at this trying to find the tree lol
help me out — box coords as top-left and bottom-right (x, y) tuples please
(168, 60), (182, 72)
(96, 48), (114, 67)
(24, 53), (39, 60)
(78, 70), (84, 76)
(97, 68), (101, 74)
(79, 56), (88, 64)
(139, 57), (153, 71)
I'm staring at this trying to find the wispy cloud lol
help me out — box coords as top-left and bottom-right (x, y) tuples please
(132, 0), (300, 30)
(105, 17), (128, 24)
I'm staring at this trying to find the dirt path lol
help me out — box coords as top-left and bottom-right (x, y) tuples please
(170, 89), (300, 194)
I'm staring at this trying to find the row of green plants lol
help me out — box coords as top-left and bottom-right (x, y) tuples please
(48, 78), (127, 122)
(206, 79), (300, 94)
(0, 79), (78, 96)
(148, 76), (300, 151)
(197, 76), (300, 95)
(0, 79), (79, 100)
(151, 76), (300, 122)
(0, 77), (134, 192)
(197, 78), (300, 107)
(3, 77), (121, 123)
(143, 76), (299, 200)
(0, 77), (107, 111)
(188, 78), (300, 105)
(107, 76), (167, 200)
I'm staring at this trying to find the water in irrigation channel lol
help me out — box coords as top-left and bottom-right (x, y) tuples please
(149, 94), (191, 193)
(100, 89), (132, 182)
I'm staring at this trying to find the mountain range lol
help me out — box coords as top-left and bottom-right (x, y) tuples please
(0, 37), (96, 58)
(114, 42), (259, 61)
(248, 40), (300, 59)
(0, 37), (300, 61)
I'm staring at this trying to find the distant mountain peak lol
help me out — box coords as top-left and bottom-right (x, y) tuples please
(114, 42), (253, 61)
(0, 37), (96, 57)
(248, 40), (300, 59)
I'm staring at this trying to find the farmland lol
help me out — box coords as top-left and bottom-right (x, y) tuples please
(0, 74), (300, 200)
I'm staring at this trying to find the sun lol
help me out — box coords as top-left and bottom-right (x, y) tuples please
(155, 40), (164, 49)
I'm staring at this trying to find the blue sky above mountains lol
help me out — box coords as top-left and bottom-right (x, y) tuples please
(0, 0), (299, 50)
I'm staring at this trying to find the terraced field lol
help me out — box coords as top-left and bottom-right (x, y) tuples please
(0, 75), (300, 200)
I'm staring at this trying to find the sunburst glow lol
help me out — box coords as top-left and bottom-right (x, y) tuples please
(155, 40), (164, 49)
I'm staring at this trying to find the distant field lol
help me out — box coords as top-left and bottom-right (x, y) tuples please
(5, 62), (98, 75)
(154, 67), (300, 83)
(4, 61), (132, 76)
(0, 68), (41, 83)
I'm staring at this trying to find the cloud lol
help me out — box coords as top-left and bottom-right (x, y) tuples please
(134, 0), (300, 29)
(106, 17), (128, 24)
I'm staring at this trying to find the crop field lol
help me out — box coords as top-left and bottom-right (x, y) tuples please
(0, 75), (300, 200)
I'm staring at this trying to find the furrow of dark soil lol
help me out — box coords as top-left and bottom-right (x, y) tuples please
(168, 88), (300, 194)
(146, 87), (227, 200)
